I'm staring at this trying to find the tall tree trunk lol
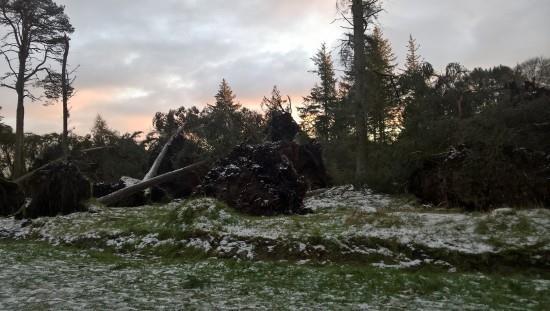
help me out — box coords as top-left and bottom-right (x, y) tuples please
(352, 0), (368, 185)
(61, 35), (70, 158)
(13, 47), (27, 179)
(14, 90), (25, 178)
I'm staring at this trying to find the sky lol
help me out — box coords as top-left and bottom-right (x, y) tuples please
(0, 0), (549, 136)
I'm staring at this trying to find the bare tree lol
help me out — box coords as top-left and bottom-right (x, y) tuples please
(0, 0), (73, 177)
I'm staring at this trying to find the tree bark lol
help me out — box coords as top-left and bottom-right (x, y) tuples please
(61, 35), (70, 158)
(98, 160), (210, 206)
(14, 50), (26, 179)
(352, 0), (368, 185)
(143, 126), (184, 181)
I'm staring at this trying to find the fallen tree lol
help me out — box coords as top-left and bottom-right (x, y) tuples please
(13, 146), (115, 185)
(143, 126), (185, 182)
(15, 161), (91, 219)
(409, 145), (550, 210)
(196, 142), (311, 216)
(97, 160), (211, 206)
(0, 178), (25, 216)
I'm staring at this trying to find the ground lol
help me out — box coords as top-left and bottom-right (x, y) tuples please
(1, 186), (549, 309)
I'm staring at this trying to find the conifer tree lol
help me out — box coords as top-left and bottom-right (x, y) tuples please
(405, 34), (421, 73)
(299, 43), (338, 141)
(204, 79), (243, 155)
(340, 0), (382, 184)
(0, 0), (74, 177)
(212, 78), (240, 112)
(366, 27), (397, 143)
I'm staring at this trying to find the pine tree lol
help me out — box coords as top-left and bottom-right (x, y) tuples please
(366, 27), (397, 143)
(91, 114), (117, 147)
(212, 78), (240, 112)
(299, 43), (338, 141)
(0, 0), (74, 177)
(350, 0), (382, 184)
(204, 79), (243, 155)
(405, 34), (421, 73)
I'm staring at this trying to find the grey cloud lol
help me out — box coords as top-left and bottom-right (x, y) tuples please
(0, 0), (548, 135)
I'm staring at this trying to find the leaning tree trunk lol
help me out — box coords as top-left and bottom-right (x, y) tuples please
(98, 160), (210, 206)
(142, 126), (185, 181)
(352, 0), (368, 185)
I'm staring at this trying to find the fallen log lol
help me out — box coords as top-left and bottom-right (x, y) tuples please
(13, 146), (115, 185)
(143, 126), (185, 181)
(97, 160), (211, 206)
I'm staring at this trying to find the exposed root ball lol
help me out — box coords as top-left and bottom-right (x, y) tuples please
(0, 178), (25, 216)
(17, 161), (91, 219)
(196, 142), (309, 216)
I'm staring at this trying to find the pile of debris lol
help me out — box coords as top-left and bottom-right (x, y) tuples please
(2, 111), (329, 218)
(196, 142), (309, 215)
(195, 111), (327, 215)
(0, 178), (25, 216)
(92, 177), (147, 207)
(16, 161), (91, 219)
(409, 145), (550, 210)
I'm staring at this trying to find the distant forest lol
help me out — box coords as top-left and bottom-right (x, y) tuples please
(1, 0), (549, 208)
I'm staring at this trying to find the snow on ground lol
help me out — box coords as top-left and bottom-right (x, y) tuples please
(304, 185), (393, 212)
(0, 186), (549, 309)
(0, 240), (548, 310)
(0, 186), (549, 268)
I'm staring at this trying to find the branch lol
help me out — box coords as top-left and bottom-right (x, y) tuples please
(0, 49), (17, 75)
(1, 6), (21, 47)
(0, 82), (16, 90)
(24, 49), (49, 81)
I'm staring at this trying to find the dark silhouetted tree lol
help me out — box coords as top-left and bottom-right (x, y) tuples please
(366, 26), (397, 143)
(299, 43), (338, 141)
(405, 34), (421, 73)
(338, 0), (382, 184)
(40, 34), (75, 157)
(0, 0), (74, 177)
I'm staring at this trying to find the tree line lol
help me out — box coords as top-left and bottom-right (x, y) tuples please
(1, 0), (549, 195)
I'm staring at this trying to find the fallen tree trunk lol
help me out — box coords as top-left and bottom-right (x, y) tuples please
(13, 146), (115, 185)
(97, 160), (210, 206)
(143, 126), (185, 181)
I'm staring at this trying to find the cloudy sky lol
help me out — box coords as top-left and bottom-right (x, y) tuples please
(1, 0), (549, 135)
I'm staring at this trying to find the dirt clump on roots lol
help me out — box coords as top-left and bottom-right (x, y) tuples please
(16, 161), (91, 219)
(410, 145), (550, 210)
(0, 178), (25, 216)
(196, 142), (310, 216)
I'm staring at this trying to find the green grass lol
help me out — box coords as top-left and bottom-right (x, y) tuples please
(7, 197), (549, 273)
(0, 240), (548, 310)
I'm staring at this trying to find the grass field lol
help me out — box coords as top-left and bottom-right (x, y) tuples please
(1, 186), (548, 309)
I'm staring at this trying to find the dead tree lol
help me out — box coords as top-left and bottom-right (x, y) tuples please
(97, 160), (211, 206)
(142, 126), (185, 181)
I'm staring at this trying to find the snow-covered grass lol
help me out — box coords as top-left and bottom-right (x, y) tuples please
(1, 186), (549, 309)
(0, 240), (548, 310)
(1, 186), (549, 270)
